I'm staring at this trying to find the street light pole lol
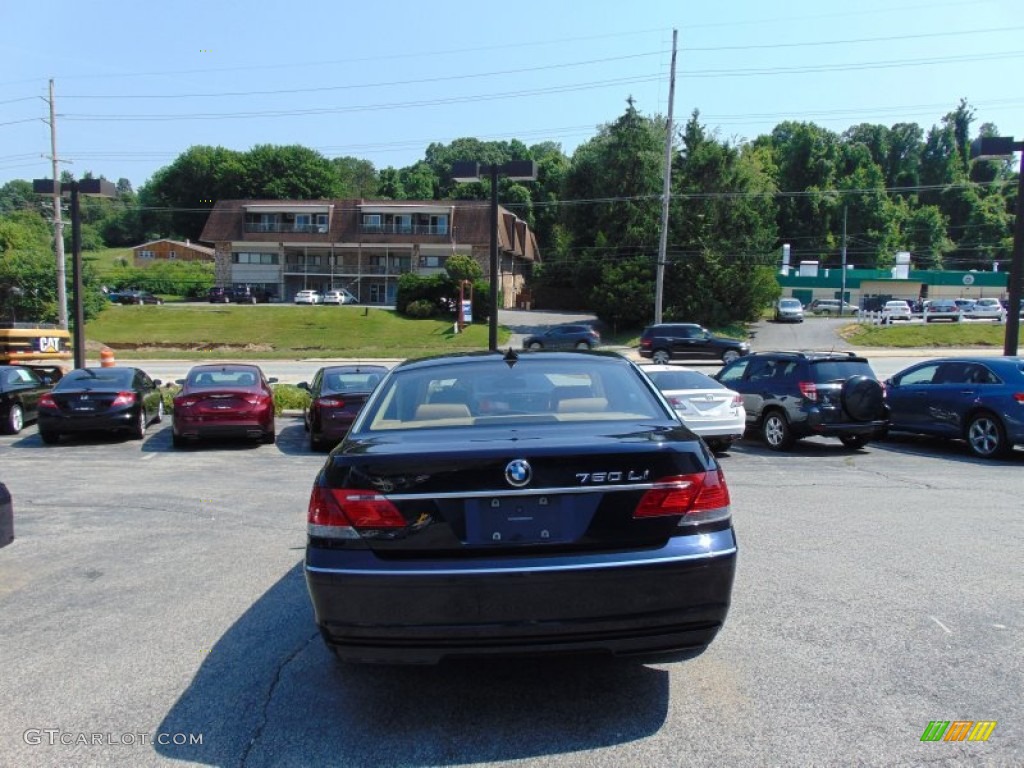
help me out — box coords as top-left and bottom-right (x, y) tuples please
(69, 181), (86, 369)
(488, 163), (500, 351)
(1005, 151), (1024, 356)
(971, 136), (1023, 356)
(33, 177), (117, 368)
(451, 160), (537, 351)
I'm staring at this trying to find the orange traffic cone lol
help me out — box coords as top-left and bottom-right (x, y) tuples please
(99, 347), (116, 367)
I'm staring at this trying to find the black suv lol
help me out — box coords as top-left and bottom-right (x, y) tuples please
(715, 351), (889, 451)
(638, 323), (749, 364)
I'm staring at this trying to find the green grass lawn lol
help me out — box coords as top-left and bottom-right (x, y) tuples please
(87, 304), (505, 359)
(839, 320), (1007, 347)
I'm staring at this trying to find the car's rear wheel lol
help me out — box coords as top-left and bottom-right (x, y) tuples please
(4, 404), (23, 435)
(131, 408), (147, 440)
(39, 429), (60, 445)
(172, 432), (187, 448)
(309, 431), (323, 451)
(839, 434), (869, 449)
(965, 412), (1009, 459)
(762, 411), (795, 451)
(707, 439), (733, 453)
(721, 350), (741, 364)
(652, 349), (671, 365)
(529, 342), (542, 350)
(262, 430), (276, 445)
(575, 341), (590, 350)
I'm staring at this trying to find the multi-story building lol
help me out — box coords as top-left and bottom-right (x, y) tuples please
(198, 199), (540, 306)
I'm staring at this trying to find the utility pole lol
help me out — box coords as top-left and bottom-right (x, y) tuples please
(840, 205), (848, 316)
(654, 28), (677, 325)
(48, 79), (69, 330)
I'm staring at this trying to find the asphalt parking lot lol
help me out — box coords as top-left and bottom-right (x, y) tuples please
(1, 415), (1021, 767)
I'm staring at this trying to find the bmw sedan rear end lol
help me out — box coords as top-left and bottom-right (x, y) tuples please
(305, 351), (737, 665)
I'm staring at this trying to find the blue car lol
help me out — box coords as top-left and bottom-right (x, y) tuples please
(883, 357), (1024, 458)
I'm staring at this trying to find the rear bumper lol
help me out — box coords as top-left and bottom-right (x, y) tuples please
(801, 413), (889, 438)
(173, 417), (273, 440)
(306, 528), (737, 664)
(38, 408), (135, 433)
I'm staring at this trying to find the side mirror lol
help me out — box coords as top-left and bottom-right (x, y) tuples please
(152, 379), (162, 387)
(297, 382), (310, 391)
(174, 378), (185, 386)
(268, 377), (279, 384)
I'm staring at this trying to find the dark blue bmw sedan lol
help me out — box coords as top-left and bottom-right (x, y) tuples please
(884, 356), (1024, 458)
(305, 351), (738, 665)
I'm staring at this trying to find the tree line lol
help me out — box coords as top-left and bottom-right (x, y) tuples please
(1, 97), (1018, 328)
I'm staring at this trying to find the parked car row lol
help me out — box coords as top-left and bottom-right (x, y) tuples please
(293, 289), (359, 305)
(208, 286), (275, 304)
(6, 348), (1023, 462)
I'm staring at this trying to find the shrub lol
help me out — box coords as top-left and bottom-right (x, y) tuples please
(405, 299), (437, 318)
(271, 384), (311, 414)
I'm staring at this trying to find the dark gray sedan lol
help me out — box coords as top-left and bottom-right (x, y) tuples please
(37, 366), (164, 444)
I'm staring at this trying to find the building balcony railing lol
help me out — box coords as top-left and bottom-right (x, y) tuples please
(244, 223), (329, 234)
(282, 264), (413, 275)
(358, 224), (449, 236)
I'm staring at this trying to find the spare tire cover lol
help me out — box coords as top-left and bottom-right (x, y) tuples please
(842, 375), (884, 422)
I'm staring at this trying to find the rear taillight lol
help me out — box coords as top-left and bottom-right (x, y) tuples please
(111, 391), (136, 407)
(38, 393), (57, 410)
(634, 470), (731, 525)
(730, 394), (743, 407)
(1013, 393), (1024, 404)
(307, 486), (406, 538)
(175, 396), (199, 408)
(668, 396), (685, 408)
(798, 381), (818, 401)
(318, 397), (345, 408)
(640, 339), (652, 349)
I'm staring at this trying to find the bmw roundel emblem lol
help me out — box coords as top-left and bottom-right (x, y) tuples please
(505, 459), (532, 488)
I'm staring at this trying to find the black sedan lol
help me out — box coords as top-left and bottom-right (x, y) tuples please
(523, 324), (601, 350)
(305, 351), (737, 665)
(117, 291), (164, 305)
(299, 364), (387, 451)
(1, 365), (57, 435)
(37, 367), (164, 444)
(884, 356), (1024, 458)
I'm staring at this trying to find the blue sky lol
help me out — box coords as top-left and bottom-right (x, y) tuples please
(2, 0), (1021, 191)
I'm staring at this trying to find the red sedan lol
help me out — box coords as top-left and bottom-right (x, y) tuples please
(299, 364), (387, 451)
(172, 364), (277, 448)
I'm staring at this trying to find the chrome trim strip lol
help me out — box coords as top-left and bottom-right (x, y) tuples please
(382, 483), (660, 501)
(306, 535), (737, 577)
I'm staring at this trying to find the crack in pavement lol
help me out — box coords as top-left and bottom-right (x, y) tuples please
(239, 629), (320, 768)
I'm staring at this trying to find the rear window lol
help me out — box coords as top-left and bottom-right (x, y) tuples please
(188, 369), (259, 387)
(359, 359), (669, 431)
(323, 372), (383, 392)
(646, 370), (725, 390)
(58, 369), (134, 388)
(809, 360), (876, 382)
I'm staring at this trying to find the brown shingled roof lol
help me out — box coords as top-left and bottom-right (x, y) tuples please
(198, 198), (538, 262)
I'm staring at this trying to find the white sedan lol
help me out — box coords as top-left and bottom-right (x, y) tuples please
(965, 298), (1005, 321)
(640, 364), (746, 452)
(294, 290), (322, 305)
(881, 300), (912, 321)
